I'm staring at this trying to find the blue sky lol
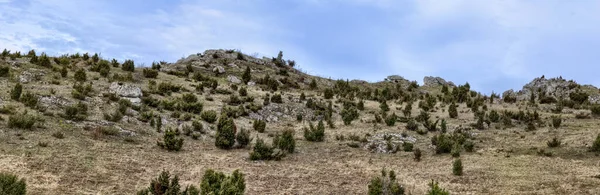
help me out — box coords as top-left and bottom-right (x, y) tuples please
(1, 0), (600, 93)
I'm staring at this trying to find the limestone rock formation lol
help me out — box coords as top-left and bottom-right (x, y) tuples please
(423, 76), (455, 87)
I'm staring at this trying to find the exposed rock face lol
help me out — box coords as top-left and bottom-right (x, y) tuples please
(423, 76), (455, 87)
(502, 89), (517, 99)
(364, 133), (417, 153)
(384, 75), (407, 83)
(505, 76), (600, 103)
(227, 75), (241, 84)
(19, 70), (44, 83)
(39, 96), (72, 110)
(109, 82), (142, 104)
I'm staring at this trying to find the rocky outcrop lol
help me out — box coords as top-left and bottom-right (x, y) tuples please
(39, 96), (72, 110)
(109, 82), (142, 104)
(213, 66), (225, 74)
(502, 89), (517, 99)
(423, 76), (455, 87)
(505, 76), (600, 103)
(384, 75), (407, 83)
(19, 70), (44, 83)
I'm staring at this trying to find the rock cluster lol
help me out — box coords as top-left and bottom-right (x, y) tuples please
(423, 76), (455, 87)
(503, 76), (600, 103)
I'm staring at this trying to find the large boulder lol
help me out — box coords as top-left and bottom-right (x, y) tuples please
(109, 82), (142, 104)
(423, 76), (455, 87)
(109, 82), (142, 98)
(213, 66), (225, 74)
(18, 70), (44, 83)
(502, 89), (516, 99)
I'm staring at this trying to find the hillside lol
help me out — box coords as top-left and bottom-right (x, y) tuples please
(1, 49), (600, 194)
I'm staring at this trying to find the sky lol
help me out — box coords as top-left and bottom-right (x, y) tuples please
(1, 0), (600, 94)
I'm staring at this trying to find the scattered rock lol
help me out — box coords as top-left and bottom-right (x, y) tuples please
(39, 96), (72, 109)
(247, 81), (256, 86)
(227, 75), (241, 84)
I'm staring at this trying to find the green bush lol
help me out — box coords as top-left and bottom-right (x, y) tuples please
(143, 68), (158, 78)
(427, 180), (449, 195)
(414, 148), (422, 162)
(448, 103), (458, 118)
(63, 102), (88, 121)
(158, 128), (184, 151)
(200, 110), (217, 123)
(453, 158), (463, 176)
(8, 114), (36, 129)
(238, 87), (247, 96)
(0, 172), (26, 195)
(432, 134), (453, 154)
(242, 66), (251, 84)
(341, 106), (359, 125)
(591, 105), (600, 117)
(253, 119), (266, 133)
(0, 66), (9, 77)
(236, 128), (252, 148)
(309, 79), (317, 90)
(402, 142), (413, 152)
(72, 83), (93, 100)
(385, 113), (397, 126)
(249, 137), (275, 161)
(569, 91), (589, 105)
(591, 133), (600, 152)
(19, 92), (38, 108)
(324, 89), (334, 99)
(10, 83), (22, 101)
(551, 116), (562, 128)
(200, 169), (245, 195)
(61, 66), (68, 78)
(274, 128), (295, 153)
(122, 59), (135, 72)
(547, 137), (561, 148)
(368, 169), (405, 195)
(380, 101), (389, 112)
(137, 170), (198, 195)
(215, 114), (237, 149)
(304, 120), (325, 142)
(406, 119), (418, 131)
(270, 94), (283, 103)
(104, 110), (123, 122)
(489, 110), (499, 123)
(74, 68), (87, 82)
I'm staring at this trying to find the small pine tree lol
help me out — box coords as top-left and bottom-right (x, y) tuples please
(156, 117), (163, 132)
(453, 158), (463, 176)
(242, 66), (251, 84)
(200, 169), (245, 195)
(10, 83), (22, 101)
(274, 128), (295, 153)
(60, 66), (68, 78)
(137, 170), (198, 195)
(158, 128), (184, 151)
(448, 102), (458, 118)
(591, 133), (600, 152)
(236, 128), (252, 148)
(215, 114), (237, 149)
(427, 180), (449, 195)
(309, 78), (317, 90)
(249, 137), (274, 160)
(414, 148), (422, 162)
(253, 119), (266, 133)
(122, 59), (135, 72)
(304, 121), (325, 142)
(74, 68), (87, 82)
(367, 169), (405, 195)
(38, 53), (51, 67)
(324, 89), (334, 99)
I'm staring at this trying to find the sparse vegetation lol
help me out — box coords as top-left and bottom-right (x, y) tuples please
(157, 128), (184, 151)
(368, 169), (405, 195)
